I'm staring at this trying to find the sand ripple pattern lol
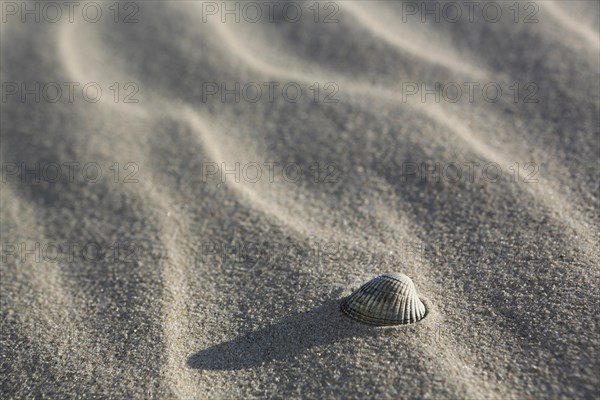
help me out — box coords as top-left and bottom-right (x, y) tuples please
(1, 2), (599, 399)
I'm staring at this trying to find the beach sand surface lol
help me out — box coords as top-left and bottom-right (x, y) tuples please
(1, 1), (599, 398)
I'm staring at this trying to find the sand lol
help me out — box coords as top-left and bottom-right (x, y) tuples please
(1, 1), (599, 398)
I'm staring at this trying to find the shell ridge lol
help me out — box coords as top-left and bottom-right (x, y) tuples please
(340, 273), (427, 325)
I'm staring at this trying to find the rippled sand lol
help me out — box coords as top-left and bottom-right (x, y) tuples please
(1, 1), (599, 398)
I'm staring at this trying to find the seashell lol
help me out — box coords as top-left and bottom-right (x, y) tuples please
(340, 272), (426, 325)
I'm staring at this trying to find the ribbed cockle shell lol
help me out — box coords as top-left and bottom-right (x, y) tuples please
(340, 273), (426, 325)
